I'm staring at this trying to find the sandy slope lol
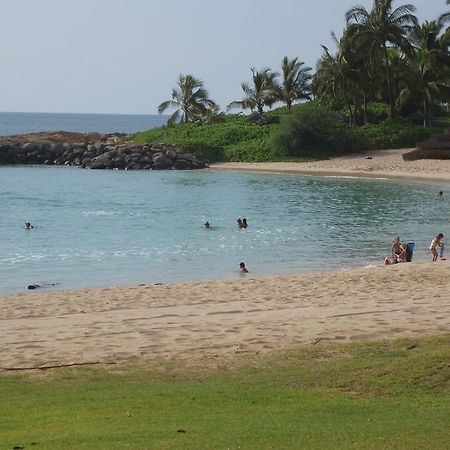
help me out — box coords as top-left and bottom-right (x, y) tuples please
(1, 262), (449, 369)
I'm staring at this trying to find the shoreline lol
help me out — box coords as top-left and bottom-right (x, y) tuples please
(210, 148), (450, 184)
(1, 261), (449, 369)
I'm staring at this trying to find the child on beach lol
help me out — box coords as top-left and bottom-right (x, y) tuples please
(430, 233), (444, 262)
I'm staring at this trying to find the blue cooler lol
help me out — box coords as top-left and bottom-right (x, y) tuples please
(406, 242), (415, 262)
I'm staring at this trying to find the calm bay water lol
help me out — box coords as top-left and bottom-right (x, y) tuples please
(0, 111), (167, 135)
(0, 166), (446, 294)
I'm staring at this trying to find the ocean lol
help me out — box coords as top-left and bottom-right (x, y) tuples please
(0, 111), (167, 135)
(0, 166), (446, 294)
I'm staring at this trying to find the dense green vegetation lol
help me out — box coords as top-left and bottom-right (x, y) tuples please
(134, 102), (449, 162)
(2, 335), (450, 449)
(137, 0), (450, 162)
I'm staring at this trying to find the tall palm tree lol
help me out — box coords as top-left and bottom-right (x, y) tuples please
(278, 56), (312, 114)
(399, 20), (450, 125)
(158, 74), (217, 126)
(440, 0), (450, 24)
(312, 31), (360, 125)
(228, 67), (279, 115)
(346, 0), (418, 119)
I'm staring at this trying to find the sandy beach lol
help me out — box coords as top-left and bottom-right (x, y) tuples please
(210, 148), (450, 183)
(2, 149), (450, 371)
(1, 261), (449, 370)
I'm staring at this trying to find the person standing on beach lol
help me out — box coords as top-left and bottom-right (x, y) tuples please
(430, 233), (444, 262)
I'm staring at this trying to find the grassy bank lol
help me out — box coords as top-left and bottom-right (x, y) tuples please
(133, 103), (450, 163)
(2, 334), (450, 449)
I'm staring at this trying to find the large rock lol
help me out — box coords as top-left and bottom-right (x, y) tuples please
(0, 133), (207, 170)
(152, 153), (173, 170)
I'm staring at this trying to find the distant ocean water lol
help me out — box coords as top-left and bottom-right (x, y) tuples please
(0, 111), (168, 135)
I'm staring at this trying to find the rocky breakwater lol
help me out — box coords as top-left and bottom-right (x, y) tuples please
(0, 131), (207, 170)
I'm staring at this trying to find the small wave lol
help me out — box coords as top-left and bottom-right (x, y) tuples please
(83, 210), (115, 216)
(0, 253), (47, 264)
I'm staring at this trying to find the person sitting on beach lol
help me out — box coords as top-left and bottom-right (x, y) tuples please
(430, 233), (444, 262)
(239, 262), (248, 273)
(242, 218), (248, 228)
(25, 221), (33, 229)
(391, 236), (406, 262)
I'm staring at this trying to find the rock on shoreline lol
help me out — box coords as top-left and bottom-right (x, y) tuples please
(0, 131), (207, 170)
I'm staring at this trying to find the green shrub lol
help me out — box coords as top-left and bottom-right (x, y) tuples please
(224, 138), (273, 162)
(354, 119), (436, 150)
(270, 106), (368, 158)
(132, 114), (277, 163)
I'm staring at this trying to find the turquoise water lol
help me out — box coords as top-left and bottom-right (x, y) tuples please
(0, 112), (167, 135)
(0, 166), (447, 294)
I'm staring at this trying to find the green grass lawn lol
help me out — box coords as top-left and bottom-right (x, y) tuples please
(1, 335), (449, 449)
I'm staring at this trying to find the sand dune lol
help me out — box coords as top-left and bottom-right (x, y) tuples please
(1, 262), (449, 370)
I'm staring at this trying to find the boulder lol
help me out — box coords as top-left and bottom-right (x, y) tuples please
(174, 159), (194, 170)
(165, 149), (178, 160)
(152, 153), (173, 170)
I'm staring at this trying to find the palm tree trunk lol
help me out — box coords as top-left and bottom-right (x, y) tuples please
(383, 43), (395, 120)
(258, 104), (264, 115)
(342, 81), (354, 126)
(423, 99), (428, 127)
(363, 92), (368, 125)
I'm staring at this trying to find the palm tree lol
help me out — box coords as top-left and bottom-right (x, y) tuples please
(278, 57), (312, 114)
(227, 67), (279, 115)
(312, 31), (361, 125)
(158, 74), (217, 126)
(399, 20), (450, 125)
(346, 0), (418, 119)
(440, 0), (450, 24)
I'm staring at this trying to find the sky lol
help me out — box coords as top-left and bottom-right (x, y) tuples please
(0, 0), (447, 115)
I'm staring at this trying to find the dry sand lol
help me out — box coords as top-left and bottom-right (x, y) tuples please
(210, 148), (450, 183)
(1, 262), (450, 370)
(2, 150), (450, 370)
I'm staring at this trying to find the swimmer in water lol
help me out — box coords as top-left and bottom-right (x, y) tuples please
(239, 262), (248, 273)
(204, 221), (211, 228)
(25, 221), (33, 229)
